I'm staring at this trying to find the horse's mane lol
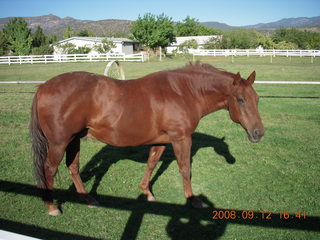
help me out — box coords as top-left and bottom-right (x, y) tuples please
(171, 62), (236, 78)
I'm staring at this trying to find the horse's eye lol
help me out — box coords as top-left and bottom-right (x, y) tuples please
(237, 98), (245, 104)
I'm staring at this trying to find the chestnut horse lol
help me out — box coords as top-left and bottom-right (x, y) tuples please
(30, 63), (264, 216)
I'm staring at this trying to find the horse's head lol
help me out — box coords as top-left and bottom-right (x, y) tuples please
(228, 71), (264, 143)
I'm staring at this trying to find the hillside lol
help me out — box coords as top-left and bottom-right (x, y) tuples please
(242, 16), (320, 30)
(0, 14), (320, 39)
(0, 14), (133, 39)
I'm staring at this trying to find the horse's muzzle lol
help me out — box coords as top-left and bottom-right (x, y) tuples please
(248, 128), (264, 143)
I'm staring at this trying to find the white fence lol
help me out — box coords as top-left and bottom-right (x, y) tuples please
(191, 49), (320, 57)
(0, 53), (145, 65)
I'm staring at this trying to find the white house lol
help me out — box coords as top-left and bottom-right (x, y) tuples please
(166, 35), (221, 54)
(54, 37), (139, 55)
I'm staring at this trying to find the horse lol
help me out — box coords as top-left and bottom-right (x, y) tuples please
(30, 63), (264, 216)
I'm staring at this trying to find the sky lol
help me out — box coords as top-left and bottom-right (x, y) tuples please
(0, 0), (319, 26)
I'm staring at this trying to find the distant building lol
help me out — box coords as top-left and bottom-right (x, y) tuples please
(53, 37), (140, 55)
(166, 35), (221, 54)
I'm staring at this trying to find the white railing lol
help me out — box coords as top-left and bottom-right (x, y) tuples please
(0, 53), (144, 65)
(191, 49), (320, 57)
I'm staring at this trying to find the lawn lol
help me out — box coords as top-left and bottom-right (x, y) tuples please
(0, 57), (319, 240)
(0, 55), (320, 82)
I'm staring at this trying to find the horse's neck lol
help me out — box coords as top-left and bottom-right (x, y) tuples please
(190, 77), (230, 117)
(201, 90), (229, 117)
(172, 72), (231, 116)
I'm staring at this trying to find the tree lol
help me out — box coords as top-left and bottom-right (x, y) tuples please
(31, 45), (54, 55)
(30, 26), (55, 55)
(218, 29), (266, 49)
(273, 41), (298, 49)
(305, 31), (320, 49)
(197, 24), (222, 36)
(2, 17), (33, 55)
(63, 25), (73, 39)
(60, 42), (77, 54)
(0, 32), (9, 55)
(272, 28), (305, 48)
(176, 16), (199, 36)
(131, 13), (175, 51)
(94, 39), (116, 53)
(272, 28), (320, 49)
(179, 39), (198, 53)
(32, 26), (46, 48)
(176, 16), (221, 36)
(70, 46), (92, 54)
(76, 29), (95, 37)
(47, 34), (58, 44)
(203, 36), (223, 49)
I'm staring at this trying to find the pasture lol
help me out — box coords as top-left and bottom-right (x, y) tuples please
(0, 56), (320, 239)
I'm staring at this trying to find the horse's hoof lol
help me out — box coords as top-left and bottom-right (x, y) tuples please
(48, 209), (61, 216)
(88, 200), (100, 208)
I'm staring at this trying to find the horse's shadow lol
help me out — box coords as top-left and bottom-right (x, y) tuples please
(74, 132), (236, 197)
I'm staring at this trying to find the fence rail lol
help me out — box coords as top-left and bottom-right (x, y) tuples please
(191, 49), (320, 57)
(0, 53), (144, 65)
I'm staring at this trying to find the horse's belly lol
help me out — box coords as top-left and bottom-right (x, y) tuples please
(87, 125), (167, 147)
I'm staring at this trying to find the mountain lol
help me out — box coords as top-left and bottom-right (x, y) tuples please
(0, 14), (319, 38)
(242, 16), (320, 30)
(201, 21), (233, 30)
(0, 14), (133, 39)
(0, 14), (92, 33)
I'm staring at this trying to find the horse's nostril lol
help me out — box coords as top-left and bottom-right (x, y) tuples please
(254, 129), (260, 138)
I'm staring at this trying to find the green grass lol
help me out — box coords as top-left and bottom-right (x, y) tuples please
(0, 57), (320, 239)
(0, 56), (320, 82)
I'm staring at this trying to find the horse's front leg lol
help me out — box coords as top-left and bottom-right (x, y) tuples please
(140, 145), (166, 201)
(171, 135), (203, 208)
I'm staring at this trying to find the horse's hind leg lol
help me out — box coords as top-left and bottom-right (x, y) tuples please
(43, 143), (66, 216)
(140, 145), (166, 201)
(66, 137), (99, 207)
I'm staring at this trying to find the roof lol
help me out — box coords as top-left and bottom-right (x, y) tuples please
(57, 37), (136, 45)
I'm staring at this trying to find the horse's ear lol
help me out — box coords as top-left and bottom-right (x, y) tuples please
(247, 71), (256, 85)
(233, 72), (241, 86)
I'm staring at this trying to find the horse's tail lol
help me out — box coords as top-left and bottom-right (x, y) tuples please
(30, 92), (48, 189)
